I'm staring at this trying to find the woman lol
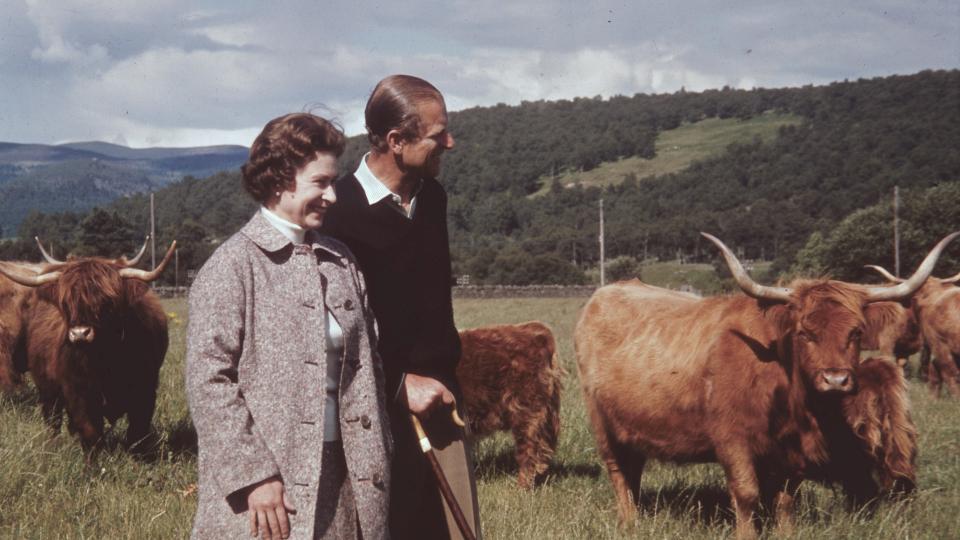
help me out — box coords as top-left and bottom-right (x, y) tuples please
(186, 113), (392, 540)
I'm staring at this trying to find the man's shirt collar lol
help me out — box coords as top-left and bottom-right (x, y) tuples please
(354, 152), (421, 218)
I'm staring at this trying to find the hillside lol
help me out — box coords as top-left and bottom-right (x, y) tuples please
(2, 70), (957, 286)
(531, 112), (804, 195)
(0, 142), (247, 236)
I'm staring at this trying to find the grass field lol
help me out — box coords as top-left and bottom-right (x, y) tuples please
(531, 112), (804, 196)
(2, 296), (959, 539)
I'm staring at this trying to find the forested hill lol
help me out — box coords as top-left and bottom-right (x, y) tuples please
(3, 70), (957, 286)
(0, 142), (248, 236)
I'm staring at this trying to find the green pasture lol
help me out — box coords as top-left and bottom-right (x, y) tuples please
(532, 112), (804, 196)
(2, 296), (959, 539)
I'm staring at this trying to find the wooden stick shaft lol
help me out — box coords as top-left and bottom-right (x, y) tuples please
(410, 414), (476, 540)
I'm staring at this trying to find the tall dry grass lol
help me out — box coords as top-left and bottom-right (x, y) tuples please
(1, 297), (958, 538)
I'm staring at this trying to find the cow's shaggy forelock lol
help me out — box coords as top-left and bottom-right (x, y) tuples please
(45, 259), (124, 328)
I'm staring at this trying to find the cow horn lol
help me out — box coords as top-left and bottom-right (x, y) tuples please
(864, 265), (904, 283)
(0, 262), (61, 287)
(119, 240), (176, 282)
(118, 235), (150, 267)
(941, 270), (960, 285)
(701, 232), (792, 302)
(35, 237), (65, 264)
(864, 232), (960, 302)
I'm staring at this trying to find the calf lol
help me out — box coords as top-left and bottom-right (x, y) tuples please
(457, 321), (563, 489)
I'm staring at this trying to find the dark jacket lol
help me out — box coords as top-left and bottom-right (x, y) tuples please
(322, 173), (462, 399)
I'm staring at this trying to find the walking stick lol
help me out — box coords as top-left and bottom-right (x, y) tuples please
(409, 410), (477, 540)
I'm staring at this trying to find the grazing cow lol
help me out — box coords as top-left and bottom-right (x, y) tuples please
(867, 265), (960, 397)
(1, 238), (149, 392)
(457, 321), (563, 489)
(861, 301), (923, 370)
(0, 239), (174, 448)
(576, 232), (953, 538)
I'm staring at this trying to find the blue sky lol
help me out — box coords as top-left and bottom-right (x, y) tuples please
(0, 0), (956, 148)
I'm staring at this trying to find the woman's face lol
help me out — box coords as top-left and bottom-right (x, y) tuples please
(270, 151), (338, 229)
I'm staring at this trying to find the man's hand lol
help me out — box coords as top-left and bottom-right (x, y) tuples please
(246, 476), (296, 540)
(401, 373), (455, 418)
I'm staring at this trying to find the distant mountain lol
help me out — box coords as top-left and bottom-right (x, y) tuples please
(58, 141), (248, 161)
(0, 141), (248, 236)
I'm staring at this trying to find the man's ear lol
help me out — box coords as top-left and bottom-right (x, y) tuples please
(386, 129), (405, 154)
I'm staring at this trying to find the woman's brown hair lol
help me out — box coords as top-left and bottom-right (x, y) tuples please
(241, 113), (345, 203)
(365, 74), (443, 153)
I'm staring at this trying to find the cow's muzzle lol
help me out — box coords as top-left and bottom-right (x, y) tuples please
(815, 368), (855, 393)
(68, 326), (96, 343)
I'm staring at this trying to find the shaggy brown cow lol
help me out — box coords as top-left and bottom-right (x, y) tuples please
(867, 264), (960, 397)
(861, 301), (923, 369)
(457, 321), (563, 489)
(1, 238), (148, 392)
(0, 262), (44, 391)
(576, 232), (953, 538)
(0, 240), (174, 448)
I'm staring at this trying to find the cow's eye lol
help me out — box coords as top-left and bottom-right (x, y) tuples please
(849, 329), (862, 344)
(797, 331), (812, 343)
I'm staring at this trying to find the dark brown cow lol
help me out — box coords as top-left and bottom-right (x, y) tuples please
(457, 321), (563, 489)
(861, 301), (923, 369)
(1, 238), (149, 392)
(867, 265), (960, 396)
(0, 240), (174, 448)
(576, 232), (953, 538)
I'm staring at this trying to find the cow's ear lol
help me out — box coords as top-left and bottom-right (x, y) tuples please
(34, 283), (56, 304)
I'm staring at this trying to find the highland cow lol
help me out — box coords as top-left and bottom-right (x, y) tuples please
(458, 321), (563, 489)
(575, 232), (952, 538)
(0, 240), (174, 448)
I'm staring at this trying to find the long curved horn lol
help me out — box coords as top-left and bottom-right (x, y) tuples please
(864, 232), (960, 302)
(119, 240), (176, 282)
(941, 270), (960, 285)
(118, 235), (150, 267)
(701, 232), (792, 302)
(864, 265), (903, 283)
(35, 237), (64, 264)
(0, 262), (61, 287)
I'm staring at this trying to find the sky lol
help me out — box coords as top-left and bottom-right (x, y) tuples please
(1, 0), (957, 148)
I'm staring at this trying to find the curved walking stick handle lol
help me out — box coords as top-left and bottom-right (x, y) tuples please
(410, 409), (466, 451)
(450, 408), (466, 428)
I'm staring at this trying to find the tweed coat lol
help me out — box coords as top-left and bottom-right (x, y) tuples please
(186, 212), (393, 540)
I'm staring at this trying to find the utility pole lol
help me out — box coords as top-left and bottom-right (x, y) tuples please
(599, 198), (605, 287)
(175, 247), (179, 289)
(893, 186), (900, 277)
(150, 192), (156, 288)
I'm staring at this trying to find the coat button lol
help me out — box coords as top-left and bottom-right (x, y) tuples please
(360, 415), (371, 429)
(372, 472), (383, 487)
(343, 299), (354, 310)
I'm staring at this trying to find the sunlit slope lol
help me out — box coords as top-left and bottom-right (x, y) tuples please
(533, 112), (804, 195)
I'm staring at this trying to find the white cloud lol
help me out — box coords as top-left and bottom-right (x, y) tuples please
(0, 0), (956, 147)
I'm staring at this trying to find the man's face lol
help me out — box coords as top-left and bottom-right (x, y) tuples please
(400, 99), (455, 178)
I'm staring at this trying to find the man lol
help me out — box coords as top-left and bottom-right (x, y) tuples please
(322, 74), (481, 539)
